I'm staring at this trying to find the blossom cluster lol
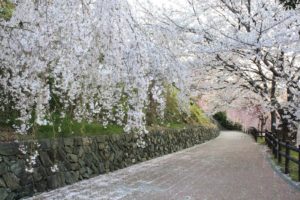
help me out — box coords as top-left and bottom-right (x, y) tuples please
(139, 0), (300, 135)
(0, 0), (188, 135)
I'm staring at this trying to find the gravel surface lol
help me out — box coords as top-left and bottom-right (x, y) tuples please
(29, 131), (300, 200)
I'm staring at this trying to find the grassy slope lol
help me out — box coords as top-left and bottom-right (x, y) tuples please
(1, 86), (215, 140)
(189, 103), (213, 127)
(37, 121), (123, 139)
(147, 85), (215, 129)
(34, 87), (214, 139)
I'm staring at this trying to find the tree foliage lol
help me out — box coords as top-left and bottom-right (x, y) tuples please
(279, 0), (300, 9)
(138, 0), (300, 141)
(213, 112), (242, 131)
(0, 0), (190, 137)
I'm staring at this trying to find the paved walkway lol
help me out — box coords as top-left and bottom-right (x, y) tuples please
(30, 131), (300, 200)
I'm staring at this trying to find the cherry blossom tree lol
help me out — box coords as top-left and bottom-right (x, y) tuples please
(0, 0), (189, 138)
(137, 0), (300, 141)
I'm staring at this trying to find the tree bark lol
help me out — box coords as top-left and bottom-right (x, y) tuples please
(271, 111), (277, 133)
(270, 75), (277, 133)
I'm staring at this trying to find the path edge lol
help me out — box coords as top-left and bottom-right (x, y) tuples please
(263, 146), (300, 191)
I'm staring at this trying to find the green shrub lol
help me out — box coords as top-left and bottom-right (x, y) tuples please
(146, 85), (215, 129)
(213, 111), (242, 131)
(0, 0), (14, 20)
(188, 102), (214, 127)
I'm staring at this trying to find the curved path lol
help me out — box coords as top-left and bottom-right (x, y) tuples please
(31, 131), (300, 200)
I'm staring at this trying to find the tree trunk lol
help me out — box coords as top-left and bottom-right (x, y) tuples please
(271, 111), (277, 133)
(275, 87), (296, 141)
(296, 123), (300, 146)
(270, 76), (277, 133)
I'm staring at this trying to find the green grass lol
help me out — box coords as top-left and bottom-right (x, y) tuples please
(2, 84), (215, 141)
(2, 100), (215, 141)
(35, 93), (215, 139)
(0, 0), (14, 20)
(161, 86), (183, 125)
(36, 123), (123, 139)
(164, 122), (186, 129)
(25, 114), (124, 139)
(272, 147), (299, 182)
(257, 137), (265, 145)
(189, 103), (212, 127)
(146, 84), (216, 130)
(254, 136), (299, 182)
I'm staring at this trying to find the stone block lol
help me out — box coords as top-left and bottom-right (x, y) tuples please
(68, 154), (78, 163)
(98, 143), (106, 150)
(63, 138), (74, 146)
(82, 137), (91, 146)
(0, 143), (19, 156)
(57, 148), (67, 161)
(33, 167), (45, 182)
(70, 163), (80, 171)
(10, 160), (25, 177)
(35, 180), (47, 192)
(19, 173), (33, 186)
(39, 139), (51, 150)
(0, 162), (8, 176)
(65, 146), (73, 154)
(0, 188), (9, 200)
(5, 193), (16, 200)
(0, 177), (6, 187)
(78, 159), (85, 167)
(47, 174), (61, 190)
(65, 171), (76, 184)
(98, 162), (105, 174)
(96, 135), (107, 143)
(3, 173), (20, 191)
(74, 138), (83, 146)
(74, 147), (84, 158)
(79, 167), (86, 175)
(39, 151), (53, 167)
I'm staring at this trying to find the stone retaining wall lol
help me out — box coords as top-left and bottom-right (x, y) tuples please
(0, 126), (219, 199)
